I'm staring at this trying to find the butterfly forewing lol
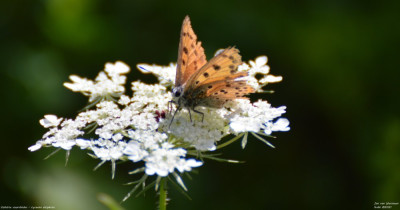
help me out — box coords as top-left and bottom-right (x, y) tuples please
(184, 47), (245, 92)
(175, 16), (207, 87)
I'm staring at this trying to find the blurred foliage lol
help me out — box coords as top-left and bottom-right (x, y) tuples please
(0, 0), (399, 209)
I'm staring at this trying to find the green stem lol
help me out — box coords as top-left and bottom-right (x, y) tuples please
(159, 178), (167, 210)
(216, 133), (244, 150)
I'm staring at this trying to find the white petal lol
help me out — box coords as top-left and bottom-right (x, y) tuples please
(186, 159), (203, 167)
(28, 143), (42, 151)
(260, 75), (282, 83)
(69, 75), (85, 82)
(272, 118), (290, 132)
(76, 138), (91, 149)
(255, 56), (268, 66)
(39, 115), (62, 128)
(118, 95), (131, 105)
(105, 61), (130, 74)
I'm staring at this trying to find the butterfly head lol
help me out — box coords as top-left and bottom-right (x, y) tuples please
(169, 85), (187, 128)
(172, 86), (184, 99)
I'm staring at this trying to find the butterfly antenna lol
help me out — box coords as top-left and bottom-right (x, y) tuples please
(168, 101), (173, 113)
(137, 65), (173, 84)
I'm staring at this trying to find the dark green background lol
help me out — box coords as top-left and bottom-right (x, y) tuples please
(1, 0), (399, 209)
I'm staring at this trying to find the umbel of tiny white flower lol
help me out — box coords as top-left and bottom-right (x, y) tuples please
(30, 56), (290, 201)
(63, 61), (130, 108)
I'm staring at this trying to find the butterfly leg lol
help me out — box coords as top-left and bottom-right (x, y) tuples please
(192, 107), (204, 122)
(187, 107), (193, 122)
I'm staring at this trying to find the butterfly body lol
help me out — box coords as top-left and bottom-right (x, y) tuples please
(171, 16), (255, 124)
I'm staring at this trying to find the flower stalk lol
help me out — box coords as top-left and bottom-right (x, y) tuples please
(159, 178), (167, 210)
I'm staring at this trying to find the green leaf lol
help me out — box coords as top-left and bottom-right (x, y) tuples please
(241, 132), (248, 149)
(97, 193), (125, 210)
(251, 132), (275, 148)
(167, 176), (192, 200)
(43, 148), (61, 160)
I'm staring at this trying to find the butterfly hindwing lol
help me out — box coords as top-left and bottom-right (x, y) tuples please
(184, 47), (245, 92)
(191, 80), (255, 107)
(175, 16), (207, 87)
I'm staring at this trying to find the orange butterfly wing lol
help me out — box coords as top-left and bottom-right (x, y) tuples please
(199, 80), (255, 107)
(175, 16), (207, 87)
(184, 47), (255, 108)
(184, 47), (245, 90)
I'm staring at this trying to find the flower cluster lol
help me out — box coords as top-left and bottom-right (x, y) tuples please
(30, 56), (289, 188)
(64, 61), (129, 103)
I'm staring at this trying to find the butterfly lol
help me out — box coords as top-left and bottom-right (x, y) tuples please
(170, 16), (255, 125)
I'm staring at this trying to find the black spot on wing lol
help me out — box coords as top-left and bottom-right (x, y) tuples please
(213, 64), (221, 70)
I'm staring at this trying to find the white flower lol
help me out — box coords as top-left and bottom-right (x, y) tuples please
(105, 61), (130, 75)
(166, 107), (227, 151)
(228, 99), (287, 135)
(230, 117), (261, 133)
(144, 142), (202, 177)
(31, 56), (289, 178)
(52, 138), (77, 150)
(39, 115), (63, 128)
(260, 75), (283, 83)
(128, 129), (167, 150)
(238, 55), (283, 91)
(64, 61), (130, 102)
(28, 143), (42, 151)
(176, 159), (203, 173)
(30, 118), (87, 151)
(131, 82), (171, 112)
(76, 138), (92, 149)
(123, 140), (149, 162)
(118, 95), (131, 105)
(272, 118), (290, 132)
(264, 118), (291, 135)
(63, 75), (94, 93)
(91, 138), (127, 161)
